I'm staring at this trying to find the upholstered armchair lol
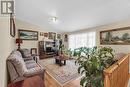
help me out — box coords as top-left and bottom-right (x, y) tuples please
(7, 50), (45, 83)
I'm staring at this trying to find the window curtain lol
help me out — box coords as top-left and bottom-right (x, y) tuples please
(68, 32), (96, 50)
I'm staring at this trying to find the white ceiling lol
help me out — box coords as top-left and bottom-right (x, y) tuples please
(15, 0), (130, 33)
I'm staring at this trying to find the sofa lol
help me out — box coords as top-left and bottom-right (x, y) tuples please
(7, 50), (45, 83)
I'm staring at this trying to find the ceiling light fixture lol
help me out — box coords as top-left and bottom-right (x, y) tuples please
(51, 16), (58, 23)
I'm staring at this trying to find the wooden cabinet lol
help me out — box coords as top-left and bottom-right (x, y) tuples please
(38, 41), (57, 59)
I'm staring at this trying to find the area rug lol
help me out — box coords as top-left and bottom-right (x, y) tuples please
(39, 58), (80, 85)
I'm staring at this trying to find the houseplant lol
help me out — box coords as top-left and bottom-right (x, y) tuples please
(59, 40), (72, 57)
(73, 46), (116, 87)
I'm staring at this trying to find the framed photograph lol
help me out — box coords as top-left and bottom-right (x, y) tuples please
(40, 32), (42, 36)
(44, 33), (48, 37)
(18, 30), (38, 40)
(64, 34), (68, 42)
(40, 32), (44, 36)
(57, 34), (61, 39)
(48, 32), (56, 39)
(42, 33), (44, 36)
(100, 27), (130, 45)
(10, 14), (16, 37)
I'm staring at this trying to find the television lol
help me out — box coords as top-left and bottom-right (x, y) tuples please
(46, 47), (52, 52)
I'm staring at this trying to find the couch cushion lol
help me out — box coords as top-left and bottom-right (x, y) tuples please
(11, 50), (23, 58)
(25, 60), (38, 69)
(8, 51), (28, 76)
(19, 49), (31, 58)
(24, 66), (44, 77)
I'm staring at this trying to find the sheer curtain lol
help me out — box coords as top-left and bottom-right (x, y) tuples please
(69, 32), (96, 50)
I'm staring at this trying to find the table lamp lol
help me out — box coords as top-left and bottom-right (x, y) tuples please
(16, 38), (23, 50)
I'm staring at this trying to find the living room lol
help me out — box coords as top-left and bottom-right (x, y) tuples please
(0, 0), (130, 87)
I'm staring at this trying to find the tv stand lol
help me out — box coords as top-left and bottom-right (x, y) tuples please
(40, 52), (55, 59)
(38, 41), (57, 59)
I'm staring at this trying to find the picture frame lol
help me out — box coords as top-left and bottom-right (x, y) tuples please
(40, 32), (42, 36)
(42, 32), (44, 36)
(64, 34), (68, 42)
(57, 34), (61, 39)
(44, 33), (48, 37)
(40, 32), (44, 36)
(48, 32), (56, 40)
(100, 27), (130, 45)
(10, 13), (16, 37)
(18, 29), (38, 40)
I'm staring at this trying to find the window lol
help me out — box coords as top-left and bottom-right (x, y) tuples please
(68, 32), (96, 50)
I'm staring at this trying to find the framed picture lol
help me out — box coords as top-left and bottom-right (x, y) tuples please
(40, 32), (42, 36)
(64, 34), (68, 42)
(100, 27), (130, 45)
(57, 34), (61, 39)
(48, 32), (56, 39)
(42, 33), (44, 36)
(10, 14), (16, 37)
(40, 32), (44, 36)
(44, 33), (48, 37)
(18, 30), (38, 40)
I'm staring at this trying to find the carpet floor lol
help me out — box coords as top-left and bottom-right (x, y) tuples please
(39, 58), (80, 86)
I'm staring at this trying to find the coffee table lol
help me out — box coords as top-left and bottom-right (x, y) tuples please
(55, 56), (68, 66)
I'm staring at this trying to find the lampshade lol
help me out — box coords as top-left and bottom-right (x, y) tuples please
(16, 38), (23, 44)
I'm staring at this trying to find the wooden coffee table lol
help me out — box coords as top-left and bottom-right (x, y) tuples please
(55, 56), (68, 66)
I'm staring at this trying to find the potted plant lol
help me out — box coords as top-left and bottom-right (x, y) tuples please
(73, 46), (116, 87)
(59, 40), (72, 57)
